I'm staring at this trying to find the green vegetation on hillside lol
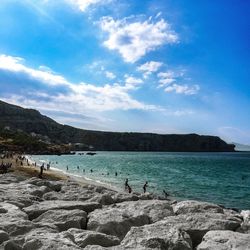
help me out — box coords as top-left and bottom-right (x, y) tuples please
(0, 100), (235, 152)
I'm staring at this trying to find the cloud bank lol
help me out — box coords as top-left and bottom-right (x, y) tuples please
(0, 55), (158, 113)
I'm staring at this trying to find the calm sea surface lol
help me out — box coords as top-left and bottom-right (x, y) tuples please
(30, 152), (250, 210)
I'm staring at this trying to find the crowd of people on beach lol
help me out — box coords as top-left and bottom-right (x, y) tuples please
(0, 151), (169, 197)
(0, 152), (13, 173)
(0, 162), (12, 173)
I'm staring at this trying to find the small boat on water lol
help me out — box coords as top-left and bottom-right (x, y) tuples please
(86, 152), (96, 156)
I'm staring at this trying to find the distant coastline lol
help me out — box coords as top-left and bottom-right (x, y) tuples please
(0, 100), (235, 153)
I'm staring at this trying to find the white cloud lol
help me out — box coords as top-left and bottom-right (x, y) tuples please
(0, 55), (70, 87)
(164, 84), (200, 95)
(66, 0), (112, 12)
(105, 71), (116, 79)
(157, 69), (200, 95)
(0, 54), (158, 113)
(157, 70), (176, 87)
(159, 78), (176, 85)
(125, 75), (143, 85)
(100, 16), (179, 63)
(137, 61), (163, 78)
(124, 75), (143, 89)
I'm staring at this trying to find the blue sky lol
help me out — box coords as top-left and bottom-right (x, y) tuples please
(0, 0), (249, 144)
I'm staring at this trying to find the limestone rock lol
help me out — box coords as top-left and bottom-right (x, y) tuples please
(89, 194), (115, 205)
(0, 173), (25, 184)
(197, 230), (250, 250)
(24, 200), (101, 220)
(241, 210), (250, 223)
(33, 209), (87, 231)
(121, 222), (192, 250)
(84, 246), (115, 250)
(237, 210), (250, 233)
(11, 226), (59, 247)
(68, 228), (120, 248)
(0, 230), (9, 244)
(0, 240), (22, 250)
(43, 186), (98, 202)
(23, 177), (63, 192)
(0, 202), (35, 236)
(88, 200), (173, 239)
(0, 202), (28, 220)
(160, 212), (242, 247)
(0, 182), (43, 208)
(173, 200), (224, 215)
(22, 229), (81, 250)
(112, 193), (139, 203)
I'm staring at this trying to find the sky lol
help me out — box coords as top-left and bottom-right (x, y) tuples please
(0, 0), (249, 144)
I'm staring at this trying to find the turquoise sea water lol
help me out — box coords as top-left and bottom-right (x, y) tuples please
(30, 152), (250, 210)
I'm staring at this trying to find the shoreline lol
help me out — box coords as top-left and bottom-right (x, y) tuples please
(28, 152), (250, 210)
(25, 155), (123, 194)
(0, 153), (249, 249)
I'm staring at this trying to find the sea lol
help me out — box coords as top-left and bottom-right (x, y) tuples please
(30, 152), (250, 210)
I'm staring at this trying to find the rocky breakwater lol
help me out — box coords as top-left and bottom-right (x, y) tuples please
(0, 173), (249, 250)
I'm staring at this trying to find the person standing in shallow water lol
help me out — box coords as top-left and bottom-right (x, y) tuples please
(125, 178), (129, 191)
(128, 185), (132, 193)
(143, 181), (148, 193)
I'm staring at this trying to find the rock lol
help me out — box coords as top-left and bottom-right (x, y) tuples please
(84, 246), (113, 250)
(11, 226), (59, 247)
(33, 209), (87, 231)
(0, 202), (28, 221)
(1, 220), (35, 237)
(223, 208), (242, 217)
(0, 230), (9, 244)
(0, 240), (22, 250)
(24, 200), (102, 220)
(0, 182), (43, 208)
(121, 222), (192, 250)
(112, 193), (139, 203)
(197, 230), (250, 250)
(237, 210), (250, 233)
(173, 200), (224, 215)
(89, 194), (115, 205)
(43, 187), (97, 202)
(23, 178), (63, 192)
(88, 200), (173, 240)
(138, 193), (155, 200)
(241, 210), (250, 223)
(28, 185), (52, 198)
(68, 228), (120, 248)
(0, 203), (35, 236)
(22, 229), (81, 250)
(159, 212), (242, 247)
(42, 191), (61, 200)
(0, 173), (25, 184)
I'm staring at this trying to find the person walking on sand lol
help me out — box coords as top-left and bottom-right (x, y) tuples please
(39, 164), (44, 178)
(143, 181), (148, 193)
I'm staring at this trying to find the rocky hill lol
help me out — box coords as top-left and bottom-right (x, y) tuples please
(0, 100), (235, 152)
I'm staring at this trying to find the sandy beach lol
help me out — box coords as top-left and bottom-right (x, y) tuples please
(2, 154), (120, 192)
(0, 153), (250, 249)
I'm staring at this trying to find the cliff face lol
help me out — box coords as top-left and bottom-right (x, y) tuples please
(0, 100), (235, 152)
